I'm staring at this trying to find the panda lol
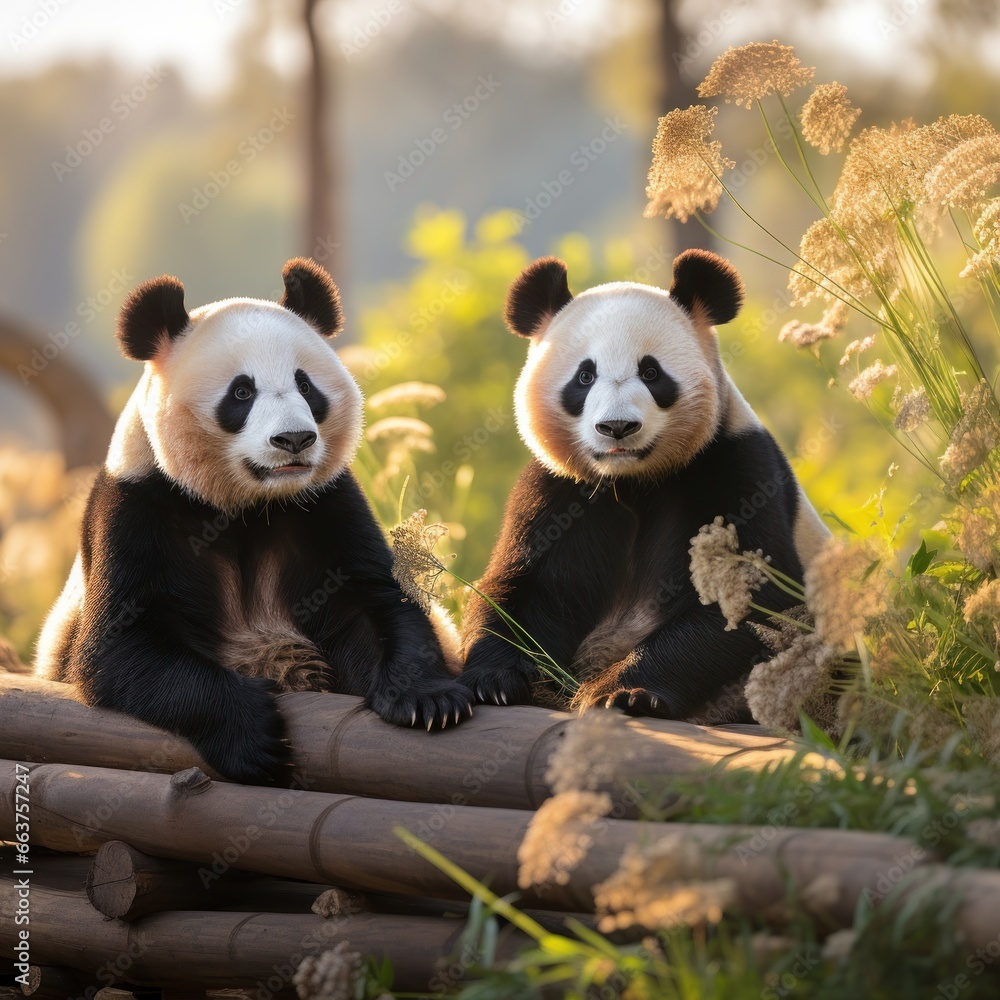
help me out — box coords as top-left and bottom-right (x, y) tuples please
(459, 250), (829, 721)
(35, 258), (473, 784)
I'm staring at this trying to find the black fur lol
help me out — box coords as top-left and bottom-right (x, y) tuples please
(58, 468), (470, 784)
(295, 368), (329, 424)
(280, 258), (344, 338)
(117, 276), (190, 361)
(215, 375), (257, 433)
(504, 257), (573, 338)
(637, 355), (679, 409)
(561, 359), (597, 417)
(460, 426), (804, 718)
(670, 250), (744, 327)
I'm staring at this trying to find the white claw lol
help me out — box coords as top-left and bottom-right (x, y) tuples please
(477, 687), (486, 701)
(650, 696), (659, 709)
(454, 707), (461, 725)
(441, 714), (448, 728)
(426, 717), (434, 732)
(493, 693), (502, 705)
(500, 691), (508, 705)
(411, 710), (417, 726)
(467, 706), (474, 718)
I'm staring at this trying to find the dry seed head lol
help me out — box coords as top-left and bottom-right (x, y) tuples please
(839, 335), (876, 367)
(744, 631), (839, 732)
(689, 516), (769, 630)
(848, 359), (897, 401)
(545, 710), (637, 794)
(940, 382), (999, 484)
(800, 82), (861, 155)
(805, 536), (888, 650)
(644, 105), (734, 222)
(293, 942), (363, 1000)
(389, 509), (451, 612)
(517, 790), (612, 889)
(367, 381), (446, 413)
(892, 386), (931, 432)
(594, 839), (736, 932)
(957, 483), (1000, 573)
(924, 134), (1000, 215)
(697, 41), (814, 110)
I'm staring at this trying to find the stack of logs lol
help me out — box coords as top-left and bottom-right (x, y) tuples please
(3, 670), (1000, 998)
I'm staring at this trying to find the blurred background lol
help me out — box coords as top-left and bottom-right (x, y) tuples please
(1, 0), (998, 659)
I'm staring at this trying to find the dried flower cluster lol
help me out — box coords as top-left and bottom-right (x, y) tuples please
(389, 509), (451, 612)
(848, 359), (897, 401)
(744, 631), (839, 731)
(689, 517), (770, 631)
(697, 41), (814, 109)
(367, 380), (446, 413)
(593, 839), (735, 932)
(957, 483), (1000, 573)
(517, 790), (612, 889)
(962, 198), (1000, 278)
(545, 710), (637, 794)
(924, 134), (1000, 215)
(892, 387), (931, 432)
(293, 942), (363, 1000)
(779, 301), (849, 350)
(800, 82), (861, 155)
(804, 537), (889, 651)
(644, 105), (734, 222)
(963, 578), (1000, 652)
(940, 382), (999, 483)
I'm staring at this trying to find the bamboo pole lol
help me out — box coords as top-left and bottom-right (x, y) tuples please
(0, 673), (818, 814)
(8, 757), (1000, 948)
(0, 880), (525, 994)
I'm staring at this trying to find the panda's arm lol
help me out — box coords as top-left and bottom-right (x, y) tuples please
(315, 473), (474, 728)
(70, 471), (288, 784)
(460, 462), (599, 705)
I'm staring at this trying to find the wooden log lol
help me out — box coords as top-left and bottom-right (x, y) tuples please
(0, 880), (524, 994)
(20, 966), (100, 999)
(86, 842), (330, 921)
(6, 756), (1000, 949)
(0, 673), (819, 815)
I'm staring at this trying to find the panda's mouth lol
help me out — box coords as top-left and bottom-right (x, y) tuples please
(592, 442), (656, 461)
(246, 459), (314, 480)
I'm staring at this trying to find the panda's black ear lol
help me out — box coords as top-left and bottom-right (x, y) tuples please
(116, 276), (189, 361)
(504, 257), (572, 338)
(670, 249), (744, 327)
(280, 257), (344, 338)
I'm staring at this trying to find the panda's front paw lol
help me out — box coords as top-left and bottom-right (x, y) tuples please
(605, 687), (678, 719)
(194, 676), (292, 786)
(366, 678), (474, 731)
(458, 662), (535, 708)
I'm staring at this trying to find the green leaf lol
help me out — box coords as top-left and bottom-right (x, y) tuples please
(907, 539), (937, 577)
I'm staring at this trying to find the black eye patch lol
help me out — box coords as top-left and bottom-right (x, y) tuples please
(637, 355), (679, 409)
(216, 374), (256, 433)
(295, 368), (329, 423)
(561, 359), (597, 417)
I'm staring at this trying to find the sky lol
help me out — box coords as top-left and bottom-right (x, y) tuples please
(2, 0), (979, 96)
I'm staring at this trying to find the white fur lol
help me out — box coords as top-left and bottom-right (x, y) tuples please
(113, 298), (363, 512)
(516, 283), (722, 482)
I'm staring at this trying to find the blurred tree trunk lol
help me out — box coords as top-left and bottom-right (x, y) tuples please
(654, 0), (715, 256)
(303, 0), (342, 279)
(0, 316), (113, 468)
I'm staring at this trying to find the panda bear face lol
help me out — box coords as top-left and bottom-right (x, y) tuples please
(110, 258), (363, 512)
(507, 250), (744, 483)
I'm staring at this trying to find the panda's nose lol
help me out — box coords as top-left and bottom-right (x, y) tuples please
(595, 419), (642, 440)
(270, 430), (317, 454)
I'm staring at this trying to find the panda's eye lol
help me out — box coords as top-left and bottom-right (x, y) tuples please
(298, 380), (310, 395)
(579, 370), (595, 385)
(234, 385), (254, 401)
(642, 367), (658, 382)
